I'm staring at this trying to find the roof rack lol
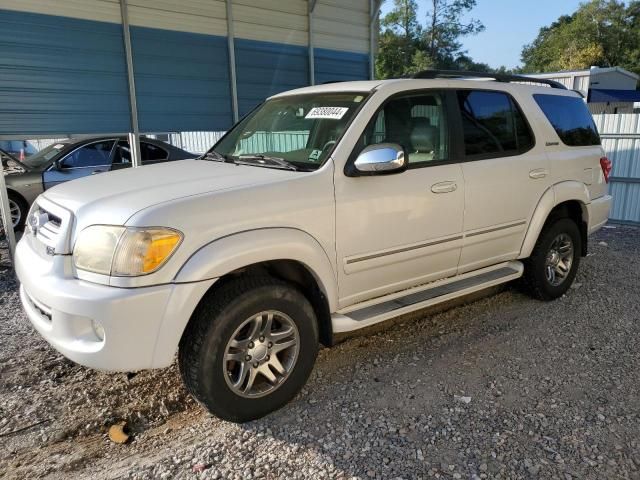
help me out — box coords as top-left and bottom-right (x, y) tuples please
(411, 70), (567, 90)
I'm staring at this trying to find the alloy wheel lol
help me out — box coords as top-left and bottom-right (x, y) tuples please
(223, 310), (300, 398)
(544, 233), (574, 287)
(8, 198), (21, 229)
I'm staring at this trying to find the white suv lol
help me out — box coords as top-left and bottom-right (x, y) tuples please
(15, 71), (612, 422)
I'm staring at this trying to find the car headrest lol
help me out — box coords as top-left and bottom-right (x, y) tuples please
(410, 117), (438, 153)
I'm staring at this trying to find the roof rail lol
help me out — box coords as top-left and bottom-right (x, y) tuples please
(411, 70), (567, 90)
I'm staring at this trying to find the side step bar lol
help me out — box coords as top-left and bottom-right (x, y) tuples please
(332, 261), (523, 333)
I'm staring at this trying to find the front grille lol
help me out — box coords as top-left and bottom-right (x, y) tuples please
(27, 198), (73, 255)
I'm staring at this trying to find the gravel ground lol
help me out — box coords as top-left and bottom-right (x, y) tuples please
(1, 226), (639, 479)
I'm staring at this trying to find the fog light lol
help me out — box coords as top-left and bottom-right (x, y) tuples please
(92, 320), (105, 342)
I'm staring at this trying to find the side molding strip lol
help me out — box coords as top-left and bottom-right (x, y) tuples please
(465, 220), (527, 238)
(346, 235), (463, 265)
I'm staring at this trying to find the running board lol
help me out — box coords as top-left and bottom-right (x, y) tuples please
(332, 261), (523, 333)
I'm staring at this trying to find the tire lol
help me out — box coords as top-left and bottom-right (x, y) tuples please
(7, 192), (28, 231)
(522, 217), (581, 301)
(178, 276), (319, 423)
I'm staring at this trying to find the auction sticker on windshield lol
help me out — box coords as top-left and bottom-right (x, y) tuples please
(305, 107), (349, 120)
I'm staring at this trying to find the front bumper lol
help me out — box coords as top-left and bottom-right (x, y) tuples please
(15, 236), (214, 371)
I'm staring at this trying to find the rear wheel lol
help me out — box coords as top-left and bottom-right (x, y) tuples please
(179, 276), (319, 422)
(522, 218), (581, 300)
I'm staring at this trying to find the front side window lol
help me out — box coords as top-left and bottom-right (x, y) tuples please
(458, 90), (534, 157)
(61, 141), (115, 168)
(213, 93), (367, 170)
(356, 92), (449, 165)
(533, 94), (600, 146)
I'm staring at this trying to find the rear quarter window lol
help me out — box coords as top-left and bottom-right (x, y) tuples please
(533, 94), (600, 146)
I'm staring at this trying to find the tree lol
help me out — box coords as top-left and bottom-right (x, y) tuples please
(376, 0), (423, 78)
(424, 0), (485, 64)
(521, 0), (640, 77)
(376, 0), (486, 78)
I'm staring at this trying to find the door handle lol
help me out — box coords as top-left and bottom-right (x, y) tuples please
(529, 168), (548, 179)
(431, 181), (457, 194)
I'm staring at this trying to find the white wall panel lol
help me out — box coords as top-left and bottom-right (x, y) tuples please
(315, 0), (371, 53)
(234, 0), (307, 16)
(127, 0), (227, 36)
(574, 75), (590, 92)
(0, 0), (121, 24)
(232, 0), (308, 46)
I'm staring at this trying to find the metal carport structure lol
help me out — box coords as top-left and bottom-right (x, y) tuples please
(0, 0), (382, 260)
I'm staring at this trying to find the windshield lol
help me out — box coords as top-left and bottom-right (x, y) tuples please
(22, 142), (67, 169)
(211, 92), (369, 171)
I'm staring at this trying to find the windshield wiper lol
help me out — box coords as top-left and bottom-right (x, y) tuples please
(236, 155), (299, 171)
(200, 150), (234, 163)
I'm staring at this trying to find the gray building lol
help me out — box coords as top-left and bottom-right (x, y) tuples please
(528, 66), (640, 114)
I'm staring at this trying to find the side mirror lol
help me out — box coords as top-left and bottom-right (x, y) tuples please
(351, 143), (407, 176)
(54, 159), (63, 170)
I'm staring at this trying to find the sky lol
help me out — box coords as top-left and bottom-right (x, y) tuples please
(381, 0), (584, 69)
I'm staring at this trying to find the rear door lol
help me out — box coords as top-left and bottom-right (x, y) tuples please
(455, 89), (550, 273)
(532, 93), (607, 201)
(43, 140), (116, 190)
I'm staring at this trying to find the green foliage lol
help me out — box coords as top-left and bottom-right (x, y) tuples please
(424, 0), (485, 62)
(521, 0), (640, 76)
(375, 0), (486, 78)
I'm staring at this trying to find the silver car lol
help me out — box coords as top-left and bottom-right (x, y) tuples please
(3, 136), (193, 229)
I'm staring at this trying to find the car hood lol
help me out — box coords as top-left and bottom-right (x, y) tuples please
(42, 159), (300, 227)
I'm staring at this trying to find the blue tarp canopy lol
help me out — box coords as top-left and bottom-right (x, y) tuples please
(589, 88), (640, 102)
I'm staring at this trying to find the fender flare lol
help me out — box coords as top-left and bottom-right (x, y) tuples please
(519, 181), (590, 259)
(174, 228), (339, 311)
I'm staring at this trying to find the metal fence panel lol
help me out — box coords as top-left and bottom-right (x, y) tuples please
(593, 113), (640, 225)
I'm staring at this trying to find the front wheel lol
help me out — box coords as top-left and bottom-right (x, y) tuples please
(8, 193), (28, 230)
(522, 218), (581, 300)
(179, 276), (319, 422)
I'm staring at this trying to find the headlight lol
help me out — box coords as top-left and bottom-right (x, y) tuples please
(73, 225), (183, 277)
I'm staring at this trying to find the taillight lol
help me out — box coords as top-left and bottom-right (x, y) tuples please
(600, 157), (612, 183)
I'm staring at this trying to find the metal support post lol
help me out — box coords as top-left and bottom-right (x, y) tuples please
(0, 166), (17, 262)
(370, 0), (382, 80)
(226, 0), (240, 123)
(309, 0), (317, 85)
(120, 0), (142, 167)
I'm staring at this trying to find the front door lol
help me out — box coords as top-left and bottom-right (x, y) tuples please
(454, 89), (550, 273)
(43, 139), (115, 190)
(335, 91), (465, 308)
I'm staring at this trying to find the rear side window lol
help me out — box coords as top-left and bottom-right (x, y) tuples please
(457, 90), (534, 157)
(141, 142), (169, 161)
(533, 94), (600, 146)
